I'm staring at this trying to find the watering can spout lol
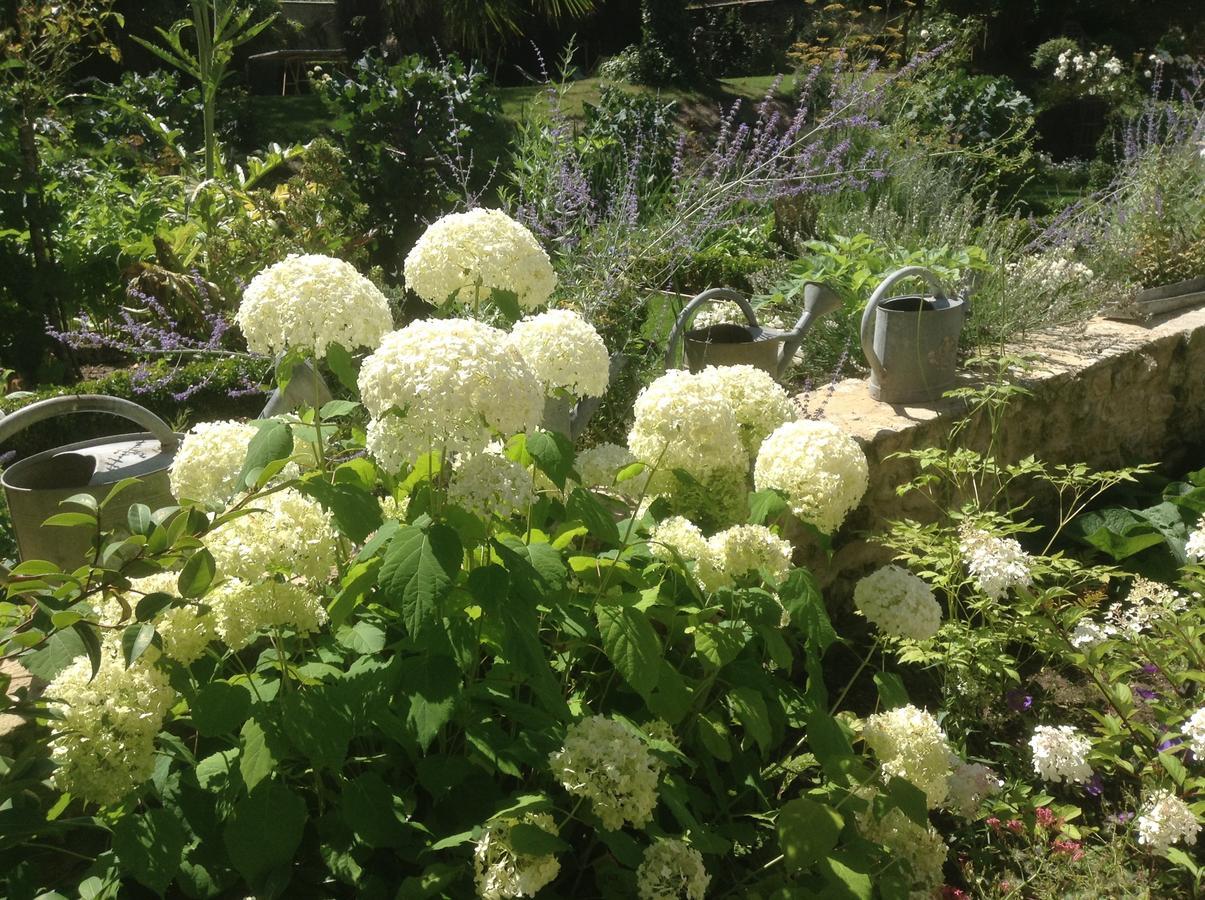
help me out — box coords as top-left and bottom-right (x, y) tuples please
(775, 281), (843, 377)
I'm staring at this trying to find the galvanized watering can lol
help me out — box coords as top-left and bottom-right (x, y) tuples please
(859, 266), (967, 404)
(0, 396), (181, 569)
(665, 284), (842, 380)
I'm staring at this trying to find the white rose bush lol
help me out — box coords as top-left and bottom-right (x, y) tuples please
(3, 249), (1203, 899)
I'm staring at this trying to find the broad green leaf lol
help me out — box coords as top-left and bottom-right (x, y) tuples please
(112, 808), (186, 894)
(342, 773), (411, 847)
(42, 512), (97, 528)
(73, 622), (103, 681)
(778, 797), (843, 872)
(21, 627), (89, 682)
(223, 780), (307, 887)
(779, 568), (835, 651)
(135, 592), (174, 623)
(818, 853), (873, 900)
(404, 655), (462, 751)
(693, 621), (749, 668)
(507, 823), (570, 855)
(238, 718), (277, 792)
(237, 420), (293, 489)
(126, 503), (153, 536)
(299, 478), (382, 543)
(873, 672), (909, 709)
(325, 342), (359, 392)
(121, 623), (158, 668)
(192, 681), (252, 737)
(178, 548), (216, 599)
(526, 430), (575, 489)
(695, 713), (732, 762)
(379, 525), (463, 638)
(882, 776), (929, 827)
(596, 604), (662, 696)
(319, 399), (360, 419)
(747, 489), (789, 525)
(729, 686), (772, 755)
(567, 487), (621, 546)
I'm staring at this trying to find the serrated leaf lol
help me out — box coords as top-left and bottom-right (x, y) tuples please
(325, 342), (359, 392)
(596, 604), (662, 696)
(566, 487), (621, 545)
(729, 686), (772, 755)
(748, 489), (789, 525)
(319, 399), (360, 419)
(223, 780), (307, 887)
(694, 621), (749, 668)
(192, 681), (252, 737)
(379, 525), (462, 638)
(112, 808), (186, 893)
(779, 568), (835, 651)
(778, 797), (843, 871)
(404, 655), (462, 751)
(300, 478), (382, 543)
(873, 672), (909, 709)
(526, 430), (575, 489)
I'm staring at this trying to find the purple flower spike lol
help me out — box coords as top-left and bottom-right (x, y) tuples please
(1142, 664), (1158, 675)
(1006, 689), (1033, 713)
(1084, 775), (1104, 798)
(1133, 686), (1158, 701)
(1157, 736), (1183, 753)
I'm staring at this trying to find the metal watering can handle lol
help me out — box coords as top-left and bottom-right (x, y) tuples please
(0, 395), (179, 452)
(858, 266), (949, 381)
(664, 288), (759, 369)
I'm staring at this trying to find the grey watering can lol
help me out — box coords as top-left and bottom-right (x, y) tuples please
(859, 266), (967, 404)
(665, 284), (842, 381)
(0, 396), (181, 569)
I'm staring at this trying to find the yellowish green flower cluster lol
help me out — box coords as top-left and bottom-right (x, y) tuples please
(473, 812), (563, 899)
(861, 704), (953, 807)
(549, 716), (663, 830)
(754, 420), (869, 535)
(853, 565), (942, 641)
(204, 488), (338, 582)
(635, 838), (710, 900)
(508, 309), (610, 397)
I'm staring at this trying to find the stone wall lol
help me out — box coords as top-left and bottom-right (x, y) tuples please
(806, 303), (1205, 590)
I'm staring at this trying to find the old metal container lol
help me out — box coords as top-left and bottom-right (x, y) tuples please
(859, 266), (967, 404)
(666, 285), (842, 380)
(0, 396), (181, 569)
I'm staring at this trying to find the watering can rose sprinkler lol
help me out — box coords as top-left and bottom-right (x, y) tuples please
(665, 283), (843, 379)
(859, 266), (968, 404)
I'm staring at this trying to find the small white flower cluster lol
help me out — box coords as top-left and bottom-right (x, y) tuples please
(44, 635), (176, 806)
(473, 812), (563, 899)
(207, 578), (328, 650)
(853, 565), (943, 640)
(754, 420), (869, 535)
(169, 420), (260, 508)
(698, 523), (794, 591)
(856, 800), (947, 897)
(861, 704), (953, 807)
(1068, 616), (1113, 649)
(1187, 517), (1205, 561)
(1136, 789), (1201, 855)
(1007, 254), (1094, 295)
(628, 369), (746, 479)
(958, 525), (1032, 600)
(403, 208), (556, 310)
(100, 571), (216, 665)
(1106, 578), (1187, 636)
(697, 365), (798, 459)
(1029, 724), (1093, 784)
(1183, 707), (1205, 759)
(636, 839), (710, 900)
(1054, 48), (1126, 95)
(508, 309), (610, 397)
(237, 254), (393, 358)
(690, 302), (787, 333)
(204, 488), (338, 582)
(575, 443), (647, 500)
(946, 761), (1003, 819)
(649, 516), (710, 566)
(359, 318), (545, 470)
(549, 716), (663, 830)
(448, 451), (535, 520)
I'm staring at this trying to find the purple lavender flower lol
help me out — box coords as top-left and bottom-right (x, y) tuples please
(1133, 686), (1158, 702)
(1141, 664), (1158, 675)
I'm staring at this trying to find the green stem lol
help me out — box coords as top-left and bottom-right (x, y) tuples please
(830, 637), (879, 715)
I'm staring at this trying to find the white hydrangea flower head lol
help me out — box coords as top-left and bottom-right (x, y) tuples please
(1029, 724), (1093, 784)
(576, 443), (648, 500)
(44, 634), (175, 806)
(649, 516), (709, 566)
(379, 493), (409, 522)
(628, 369), (745, 478)
(691, 302), (787, 332)
(946, 761), (1003, 819)
(473, 812), (562, 899)
(169, 420), (260, 508)
(856, 804), (947, 897)
(1106, 578), (1186, 635)
(207, 578), (328, 650)
(204, 488), (338, 583)
(1183, 706), (1205, 758)
(636, 839), (710, 900)
(1136, 790), (1200, 855)
(508, 309), (610, 397)
(448, 450), (535, 521)
(853, 565), (942, 640)
(94, 571), (216, 665)
(753, 420), (868, 534)
(549, 716), (662, 830)
(696, 365), (797, 459)
(958, 525), (1032, 600)
(861, 704), (953, 807)
(701, 524), (793, 591)
(403, 208), (556, 310)
(358, 318), (545, 468)
(1069, 617), (1114, 649)
(1186, 518), (1205, 561)
(237, 254), (392, 358)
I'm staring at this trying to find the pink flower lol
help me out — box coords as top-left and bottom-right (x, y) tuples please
(1035, 806), (1058, 829)
(1051, 838), (1084, 861)
(1006, 819), (1024, 834)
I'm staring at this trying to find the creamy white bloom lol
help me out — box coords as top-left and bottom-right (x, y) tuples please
(699, 524), (793, 591)
(628, 369), (745, 478)
(1029, 724), (1093, 784)
(204, 488), (338, 582)
(549, 716), (662, 830)
(404, 208), (556, 309)
(44, 634), (175, 806)
(473, 812), (562, 899)
(690, 302), (787, 332)
(576, 443), (648, 499)
(170, 420), (260, 507)
(1186, 518), (1205, 561)
(650, 516), (710, 566)
(237, 254), (392, 358)
(853, 565), (942, 640)
(1106, 578), (1187, 635)
(1069, 617), (1113, 648)
(636, 839), (710, 900)
(449, 451), (535, 520)
(861, 704), (953, 807)
(753, 420), (868, 534)
(207, 578), (328, 650)
(855, 798), (947, 897)
(359, 318), (545, 467)
(696, 365), (797, 459)
(1136, 790), (1200, 854)
(1183, 707), (1205, 758)
(94, 571), (216, 665)
(946, 761), (1003, 819)
(508, 309), (610, 397)
(958, 526), (1032, 599)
